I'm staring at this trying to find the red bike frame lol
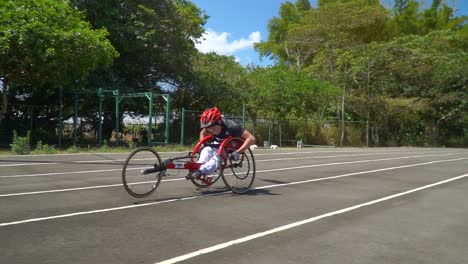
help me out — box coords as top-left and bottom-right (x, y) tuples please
(161, 135), (236, 185)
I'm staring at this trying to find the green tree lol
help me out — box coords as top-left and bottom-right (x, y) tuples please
(400, 31), (467, 145)
(71, 0), (208, 91)
(178, 52), (246, 112)
(388, 0), (467, 37)
(68, 0), (208, 141)
(295, 0), (389, 145)
(254, 0), (312, 65)
(0, 0), (118, 124)
(394, 0), (410, 15)
(242, 64), (338, 144)
(244, 65), (337, 120)
(333, 42), (397, 145)
(349, 30), (468, 146)
(296, 0), (389, 73)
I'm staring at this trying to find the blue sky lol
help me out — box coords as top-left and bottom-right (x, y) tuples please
(190, 0), (293, 66)
(190, 0), (467, 67)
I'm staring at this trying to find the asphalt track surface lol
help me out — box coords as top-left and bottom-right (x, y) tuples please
(1, 147), (467, 264)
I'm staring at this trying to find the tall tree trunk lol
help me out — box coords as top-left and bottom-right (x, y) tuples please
(366, 60), (372, 147)
(336, 106), (340, 145)
(0, 77), (8, 125)
(296, 53), (301, 72)
(329, 48), (336, 85)
(430, 119), (438, 146)
(431, 112), (455, 146)
(340, 64), (347, 147)
(329, 47), (340, 145)
(247, 109), (257, 137)
(371, 127), (379, 145)
(366, 114), (369, 147)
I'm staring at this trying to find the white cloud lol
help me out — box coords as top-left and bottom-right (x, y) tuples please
(195, 29), (261, 55)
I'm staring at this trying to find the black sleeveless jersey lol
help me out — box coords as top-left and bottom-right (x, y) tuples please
(213, 117), (244, 142)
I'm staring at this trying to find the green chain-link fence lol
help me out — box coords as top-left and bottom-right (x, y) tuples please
(1, 95), (383, 149)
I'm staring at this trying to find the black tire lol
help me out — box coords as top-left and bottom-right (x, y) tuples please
(122, 146), (163, 198)
(220, 138), (256, 194)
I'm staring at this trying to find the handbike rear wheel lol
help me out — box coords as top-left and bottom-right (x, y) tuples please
(220, 138), (256, 194)
(122, 146), (163, 198)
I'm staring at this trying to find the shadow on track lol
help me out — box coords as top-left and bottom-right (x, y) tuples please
(260, 179), (289, 184)
(130, 186), (279, 205)
(242, 188), (280, 196)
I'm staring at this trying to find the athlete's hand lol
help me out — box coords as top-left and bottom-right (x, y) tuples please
(230, 151), (240, 161)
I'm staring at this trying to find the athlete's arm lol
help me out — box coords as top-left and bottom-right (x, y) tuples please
(237, 129), (256, 153)
(200, 128), (208, 141)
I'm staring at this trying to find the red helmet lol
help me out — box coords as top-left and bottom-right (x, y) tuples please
(200, 107), (222, 128)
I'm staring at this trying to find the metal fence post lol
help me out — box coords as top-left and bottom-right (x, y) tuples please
(268, 123), (272, 146)
(242, 103), (246, 128)
(58, 88), (63, 148)
(148, 91), (153, 146)
(279, 123), (282, 148)
(97, 88), (103, 147)
(164, 94), (170, 144)
(180, 107), (185, 145)
(73, 93), (78, 146)
(114, 89), (120, 146)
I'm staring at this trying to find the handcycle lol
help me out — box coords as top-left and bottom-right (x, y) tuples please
(122, 135), (256, 198)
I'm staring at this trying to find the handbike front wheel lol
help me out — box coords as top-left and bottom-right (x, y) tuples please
(122, 146), (163, 198)
(221, 138), (256, 194)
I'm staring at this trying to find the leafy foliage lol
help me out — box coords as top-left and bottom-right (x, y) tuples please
(0, 0), (117, 88)
(182, 52), (247, 112)
(0, 0), (118, 125)
(70, 0), (208, 90)
(10, 130), (30, 154)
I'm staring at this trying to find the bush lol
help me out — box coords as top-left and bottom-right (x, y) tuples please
(32, 141), (58, 154)
(10, 130), (31, 154)
(127, 141), (137, 149)
(66, 146), (80, 153)
(446, 136), (468, 148)
(97, 140), (111, 152)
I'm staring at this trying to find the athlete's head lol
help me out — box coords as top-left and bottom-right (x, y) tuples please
(200, 107), (222, 129)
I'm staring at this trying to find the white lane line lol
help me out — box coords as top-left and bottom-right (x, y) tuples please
(0, 150), (344, 164)
(0, 168), (122, 179)
(0, 179), (181, 197)
(0, 151), (186, 158)
(0, 159), (123, 167)
(252, 148), (456, 156)
(255, 154), (461, 173)
(0, 155), (465, 197)
(253, 149), (419, 156)
(0, 149), (456, 167)
(255, 151), (429, 163)
(0, 157), (171, 167)
(155, 172), (468, 264)
(0, 148), (371, 158)
(0, 184), (123, 197)
(0, 152), (461, 178)
(0, 163), (56, 167)
(255, 158), (466, 189)
(0, 157), (465, 227)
